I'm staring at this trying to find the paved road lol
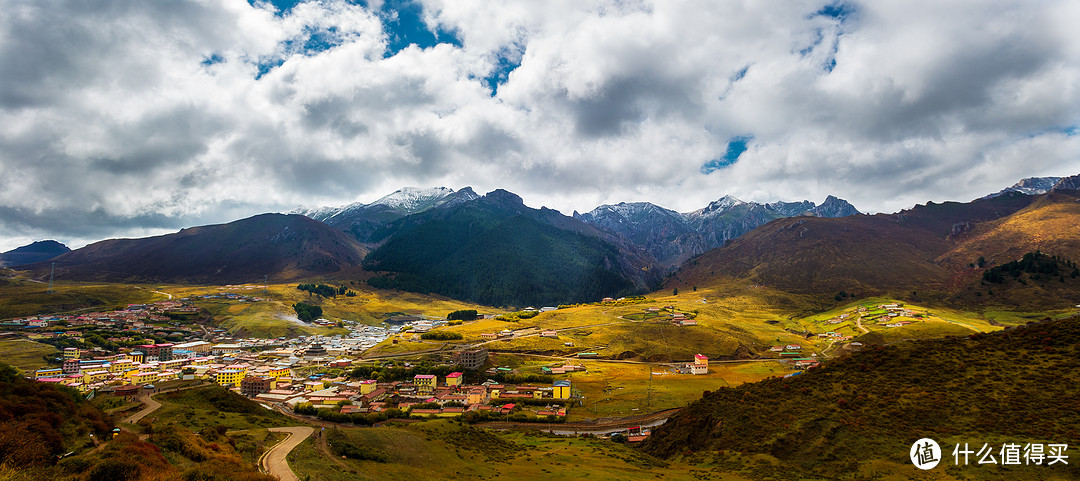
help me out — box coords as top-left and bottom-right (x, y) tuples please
(260, 426), (315, 481)
(123, 394), (161, 424)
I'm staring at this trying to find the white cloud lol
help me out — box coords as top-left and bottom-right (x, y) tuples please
(0, 0), (1078, 251)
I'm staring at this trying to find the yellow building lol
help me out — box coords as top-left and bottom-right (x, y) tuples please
(360, 380), (377, 395)
(414, 374), (436, 394)
(466, 387), (488, 405)
(85, 370), (110, 383)
(129, 351), (145, 363)
(265, 367), (291, 379)
(445, 372), (463, 387)
(553, 380), (571, 400)
(213, 368), (246, 386)
(110, 360), (134, 373)
(63, 347), (80, 360)
(35, 368), (63, 379)
(132, 371), (159, 385)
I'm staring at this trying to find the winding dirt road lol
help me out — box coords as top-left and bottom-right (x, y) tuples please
(260, 426), (315, 481)
(123, 394), (161, 424)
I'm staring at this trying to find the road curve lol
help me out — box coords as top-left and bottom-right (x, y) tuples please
(260, 426), (315, 481)
(123, 394), (161, 424)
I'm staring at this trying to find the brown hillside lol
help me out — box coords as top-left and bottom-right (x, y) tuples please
(672, 214), (952, 294)
(941, 191), (1080, 271)
(22, 214), (368, 284)
(669, 194), (1047, 296)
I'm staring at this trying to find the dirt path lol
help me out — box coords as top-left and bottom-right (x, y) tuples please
(855, 316), (870, 333)
(260, 426), (315, 481)
(123, 394), (161, 424)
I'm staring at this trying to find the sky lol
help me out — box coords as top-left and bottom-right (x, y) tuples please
(1, 0), (1079, 251)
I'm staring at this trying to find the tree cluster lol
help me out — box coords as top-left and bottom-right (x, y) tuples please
(292, 302), (323, 322)
(982, 251), (1079, 283)
(420, 331), (464, 341)
(447, 309), (478, 321)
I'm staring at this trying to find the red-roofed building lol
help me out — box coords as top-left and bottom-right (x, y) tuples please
(445, 372), (463, 387)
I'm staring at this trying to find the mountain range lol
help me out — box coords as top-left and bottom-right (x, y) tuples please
(671, 181), (1080, 307)
(294, 187), (480, 243)
(575, 194), (859, 266)
(9, 173), (1080, 307)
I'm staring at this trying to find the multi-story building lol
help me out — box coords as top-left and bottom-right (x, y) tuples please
(445, 372), (463, 387)
(137, 343), (174, 361)
(414, 374), (436, 394)
(212, 368), (246, 387)
(359, 379), (377, 395)
(452, 348), (488, 370)
(240, 376), (273, 397)
(62, 358), (81, 374)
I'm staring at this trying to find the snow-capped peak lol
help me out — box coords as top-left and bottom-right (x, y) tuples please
(688, 195), (745, 218)
(982, 176), (1062, 199)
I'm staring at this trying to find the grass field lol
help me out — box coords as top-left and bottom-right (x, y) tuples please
(287, 419), (751, 481)
(146, 384), (294, 432)
(356, 282), (1067, 368)
(0, 339), (58, 373)
(562, 360), (790, 421)
(0, 277), (163, 319)
(163, 283), (501, 338)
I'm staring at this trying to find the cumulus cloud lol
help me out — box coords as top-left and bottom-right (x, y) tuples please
(0, 0), (1078, 250)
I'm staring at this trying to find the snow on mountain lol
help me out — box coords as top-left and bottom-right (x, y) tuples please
(577, 194), (860, 268)
(983, 177), (1062, 199)
(370, 186), (458, 214)
(687, 195), (746, 219)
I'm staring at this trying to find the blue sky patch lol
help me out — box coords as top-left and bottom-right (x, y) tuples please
(250, 0), (304, 16)
(201, 54), (224, 67)
(702, 135), (753, 174)
(731, 65), (749, 82)
(379, 0), (462, 57)
(484, 48), (523, 96)
(815, 1), (856, 22)
(255, 57), (287, 80)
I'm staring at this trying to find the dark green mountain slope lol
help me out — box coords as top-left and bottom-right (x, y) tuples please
(364, 191), (644, 306)
(642, 317), (1080, 479)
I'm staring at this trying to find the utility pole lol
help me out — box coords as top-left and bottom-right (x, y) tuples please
(47, 263), (55, 294)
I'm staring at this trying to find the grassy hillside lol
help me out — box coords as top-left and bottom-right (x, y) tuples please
(0, 339), (58, 373)
(287, 419), (750, 481)
(0, 277), (162, 319)
(0, 370), (280, 481)
(166, 282), (498, 338)
(642, 316), (1080, 480)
